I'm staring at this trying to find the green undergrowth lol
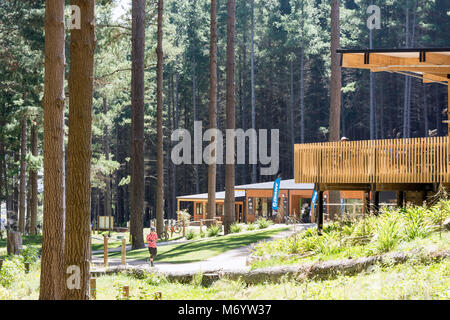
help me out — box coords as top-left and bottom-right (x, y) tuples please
(250, 201), (450, 270)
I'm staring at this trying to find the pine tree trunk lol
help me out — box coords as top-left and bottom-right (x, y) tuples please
(18, 116), (27, 234)
(207, 0), (218, 222)
(328, 0), (342, 220)
(103, 97), (112, 232)
(289, 60), (295, 177)
(299, 47), (305, 143)
(130, 0), (146, 249)
(156, 0), (165, 236)
(250, 0), (256, 184)
(224, 0), (236, 235)
(29, 123), (38, 235)
(64, 0), (96, 300)
(40, 0), (66, 300)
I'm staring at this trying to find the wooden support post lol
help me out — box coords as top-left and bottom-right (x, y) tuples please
(90, 278), (97, 300)
(123, 285), (130, 299)
(200, 220), (203, 233)
(352, 203), (356, 219)
(103, 234), (109, 268)
(363, 191), (370, 216)
(373, 191), (380, 216)
(397, 191), (404, 208)
(318, 191), (324, 235)
(121, 237), (126, 266)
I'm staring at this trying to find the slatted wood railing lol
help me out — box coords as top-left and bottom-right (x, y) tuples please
(294, 137), (449, 184)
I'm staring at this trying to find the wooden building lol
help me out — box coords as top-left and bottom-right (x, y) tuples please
(177, 179), (367, 223)
(294, 48), (450, 231)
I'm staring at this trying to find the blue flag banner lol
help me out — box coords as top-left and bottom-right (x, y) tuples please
(311, 190), (318, 210)
(272, 177), (281, 211)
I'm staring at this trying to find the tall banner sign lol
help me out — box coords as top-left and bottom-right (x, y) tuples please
(272, 177), (281, 211)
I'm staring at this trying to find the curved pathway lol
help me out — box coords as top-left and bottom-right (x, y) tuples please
(92, 224), (315, 274)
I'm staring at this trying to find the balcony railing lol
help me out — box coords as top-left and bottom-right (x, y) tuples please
(294, 136), (449, 184)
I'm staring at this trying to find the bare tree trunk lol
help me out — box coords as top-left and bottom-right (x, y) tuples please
(207, 0), (218, 223)
(40, 0), (66, 300)
(369, 7), (375, 140)
(224, 0), (236, 235)
(29, 122), (38, 235)
(156, 0), (165, 236)
(18, 116), (27, 234)
(289, 59), (295, 177)
(299, 47), (305, 143)
(130, 0), (146, 249)
(103, 97), (112, 233)
(250, 0), (256, 183)
(328, 0), (342, 220)
(423, 83), (429, 136)
(65, 0), (96, 300)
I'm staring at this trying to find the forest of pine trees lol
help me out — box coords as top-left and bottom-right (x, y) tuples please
(0, 0), (449, 298)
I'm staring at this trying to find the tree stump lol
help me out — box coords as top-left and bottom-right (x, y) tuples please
(7, 231), (22, 255)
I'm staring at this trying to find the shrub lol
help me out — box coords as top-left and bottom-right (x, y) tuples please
(257, 218), (273, 229)
(207, 225), (221, 237)
(375, 212), (401, 252)
(230, 223), (243, 234)
(402, 207), (432, 240)
(185, 229), (196, 240)
(315, 232), (342, 256)
(21, 246), (40, 264)
(246, 223), (256, 231)
(0, 256), (25, 288)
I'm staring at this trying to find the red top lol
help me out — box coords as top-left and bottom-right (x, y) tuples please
(147, 232), (158, 248)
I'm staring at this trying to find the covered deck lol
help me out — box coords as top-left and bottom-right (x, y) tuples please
(294, 48), (450, 230)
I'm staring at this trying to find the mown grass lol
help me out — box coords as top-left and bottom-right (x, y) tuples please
(250, 201), (450, 269)
(97, 227), (288, 263)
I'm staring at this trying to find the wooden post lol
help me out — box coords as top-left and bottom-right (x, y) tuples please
(103, 234), (108, 268)
(123, 285), (130, 299)
(200, 220), (203, 233)
(154, 292), (162, 300)
(318, 191), (324, 235)
(24, 262), (30, 273)
(90, 278), (97, 300)
(121, 237), (126, 266)
(363, 191), (370, 215)
(373, 191), (380, 215)
(352, 203), (356, 219)
(397, 191), (404, 208)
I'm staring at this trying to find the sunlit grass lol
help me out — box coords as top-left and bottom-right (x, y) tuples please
(96, 227), (288, 263)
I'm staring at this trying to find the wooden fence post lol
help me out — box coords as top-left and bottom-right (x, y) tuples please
(154, 292), (162, 300)
(90, 278), (97, 300)
(103, 234), (108, 268)
(123, 286), (130, 299)
(121, 238), (126, 266)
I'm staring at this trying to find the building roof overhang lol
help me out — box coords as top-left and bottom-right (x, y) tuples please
(338, 48), (450, 85)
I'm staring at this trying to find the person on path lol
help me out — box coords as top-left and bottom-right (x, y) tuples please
(146, 227), (158, 267)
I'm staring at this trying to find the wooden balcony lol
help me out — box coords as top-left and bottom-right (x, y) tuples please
(294, 137), (449, 185)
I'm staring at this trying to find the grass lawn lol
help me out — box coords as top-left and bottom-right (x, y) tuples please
(97, 227), (289, 263)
